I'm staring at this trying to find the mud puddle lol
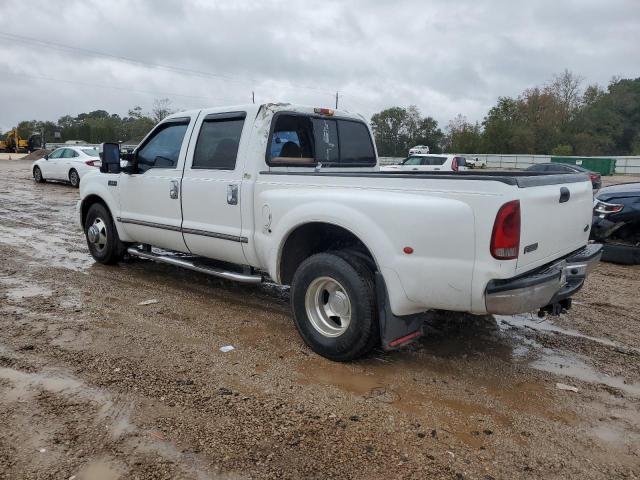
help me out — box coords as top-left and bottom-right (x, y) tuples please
(497, 314), (640, 397)
(497, 313), (640, 353)
(530, 350), (640, 396)
(0, 224), (92, 271)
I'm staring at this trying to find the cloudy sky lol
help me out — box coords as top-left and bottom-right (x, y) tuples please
(0, 0), (638, 132)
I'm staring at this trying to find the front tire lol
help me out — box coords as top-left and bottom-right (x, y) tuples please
(85, 203), (125, 264)
(291, 252), (379, 361)
(33, 166), (45, 183)
(69, 169), (80, 188)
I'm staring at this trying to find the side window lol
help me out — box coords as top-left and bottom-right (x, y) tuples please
(269, 114), (314, 165)
(403, 157), (422, 165)
(271, 131), (300, 158)
(192, 115), (245, 170)
(337, 120), (376, 166)
(457, 157), (467, 167)
(136, 121), (189, 173)
(49, 149), (64, 159)
(63, 149), (78, 158)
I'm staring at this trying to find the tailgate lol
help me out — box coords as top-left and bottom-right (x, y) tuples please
(517, 178), (593, 272)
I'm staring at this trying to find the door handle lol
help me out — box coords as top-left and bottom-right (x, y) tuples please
(169, 180), (179, 199)
(227, 184), (239, 205)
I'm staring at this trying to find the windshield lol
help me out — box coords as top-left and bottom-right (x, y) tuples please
(402, 155), (446, 166)
(81, 148), (99, 157)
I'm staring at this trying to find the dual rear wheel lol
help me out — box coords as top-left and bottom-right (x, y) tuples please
(291, 252), (379, 361)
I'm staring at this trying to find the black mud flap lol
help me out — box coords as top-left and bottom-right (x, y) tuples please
(375, 272), (424, 350)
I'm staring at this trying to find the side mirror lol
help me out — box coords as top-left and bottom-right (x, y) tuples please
(44, 154), (49, 160)
(99, 143), (122, 174)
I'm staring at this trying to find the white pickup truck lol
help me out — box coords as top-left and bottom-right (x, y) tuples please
(78, 103), (601, 361)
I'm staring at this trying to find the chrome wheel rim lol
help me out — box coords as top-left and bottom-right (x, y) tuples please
(70, 171), (79, 186)
(304, 276), (351, 338)
(34, 168), (41, 181)
(87, 217), (108, 252)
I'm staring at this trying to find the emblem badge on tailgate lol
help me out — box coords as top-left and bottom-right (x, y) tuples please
(524, 242), (538, 254)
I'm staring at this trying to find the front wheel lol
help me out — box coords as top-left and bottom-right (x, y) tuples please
(85, 203), (125, 264)
(33, 166), (45, 183)
(69, 169), (80, 188)
(291, 252), (379, 361)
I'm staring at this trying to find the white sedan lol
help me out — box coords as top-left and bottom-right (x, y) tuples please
(381, 154), (469, 173)
(32, 146), (101, 187)
(408, 145), (430, 155)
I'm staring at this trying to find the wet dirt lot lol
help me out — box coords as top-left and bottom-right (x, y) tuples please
(1, 159), (639, 480)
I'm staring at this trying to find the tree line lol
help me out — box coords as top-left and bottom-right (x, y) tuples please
(5, 73), (640, 156)
(8, 98), (175, 145)
(370, 72), (640, 157)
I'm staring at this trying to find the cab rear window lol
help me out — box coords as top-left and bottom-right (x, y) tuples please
(267, 113), (376, 167)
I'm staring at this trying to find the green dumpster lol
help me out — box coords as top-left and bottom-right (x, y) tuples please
(551, 157), (616, 176)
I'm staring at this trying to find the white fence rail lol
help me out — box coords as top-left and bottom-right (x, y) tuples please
(380, 155), (640, 174)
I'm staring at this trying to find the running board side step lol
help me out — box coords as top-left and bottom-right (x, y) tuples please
(127, 247), (263, 284)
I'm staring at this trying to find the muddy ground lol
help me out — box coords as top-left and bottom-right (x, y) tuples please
(1, 159), (639, 480)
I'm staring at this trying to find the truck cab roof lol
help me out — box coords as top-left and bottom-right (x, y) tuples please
(162, 103), (365, 123)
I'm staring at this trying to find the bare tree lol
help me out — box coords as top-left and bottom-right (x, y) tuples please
(546, 69), (584, 122)
(152, 98), (175, 123)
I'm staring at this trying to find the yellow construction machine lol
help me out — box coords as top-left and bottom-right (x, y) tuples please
(0, 129), (30, 153)
(0, 128), (29, 153)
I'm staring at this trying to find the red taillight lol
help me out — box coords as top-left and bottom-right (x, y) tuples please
(491, 200), (521, 260)
(451, 157), (458, 172)
(85, 160), (99, 167)
(589, 173), (599, 181)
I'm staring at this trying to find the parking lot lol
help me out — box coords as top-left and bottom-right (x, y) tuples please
(1, 159), (639, 479)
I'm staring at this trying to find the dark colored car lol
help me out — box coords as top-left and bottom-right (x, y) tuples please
(591, 182), (640, 264)
(526, 163), (602, 190)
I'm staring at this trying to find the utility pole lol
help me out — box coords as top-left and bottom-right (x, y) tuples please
(335, 91), (339, 109)
(252, 91), (255, 104)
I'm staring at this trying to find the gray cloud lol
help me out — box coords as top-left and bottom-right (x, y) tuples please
(0, 0), (638, 132)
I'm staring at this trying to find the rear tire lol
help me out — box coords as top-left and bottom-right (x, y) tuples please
(291, 252), (379, 361)
(33, 166), (45, 183)
(85, 203), (125, 265)
(69, 169), (80, 188)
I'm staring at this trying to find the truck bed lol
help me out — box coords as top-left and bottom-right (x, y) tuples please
(260, 170), (589, 188)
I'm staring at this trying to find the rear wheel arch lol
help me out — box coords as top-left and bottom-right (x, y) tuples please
(277, 222), (378, 286)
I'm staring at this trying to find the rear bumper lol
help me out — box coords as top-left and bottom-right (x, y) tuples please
(485, 244), (602, 315)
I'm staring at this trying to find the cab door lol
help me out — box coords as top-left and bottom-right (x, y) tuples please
(61, 148), (79, 179)
(117, 115), (197, 252)
(41, 148), (64, 178)
(180, 110), (248, 265)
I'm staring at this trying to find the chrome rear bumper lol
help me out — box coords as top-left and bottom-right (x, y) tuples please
(485, 244), (602, 315)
